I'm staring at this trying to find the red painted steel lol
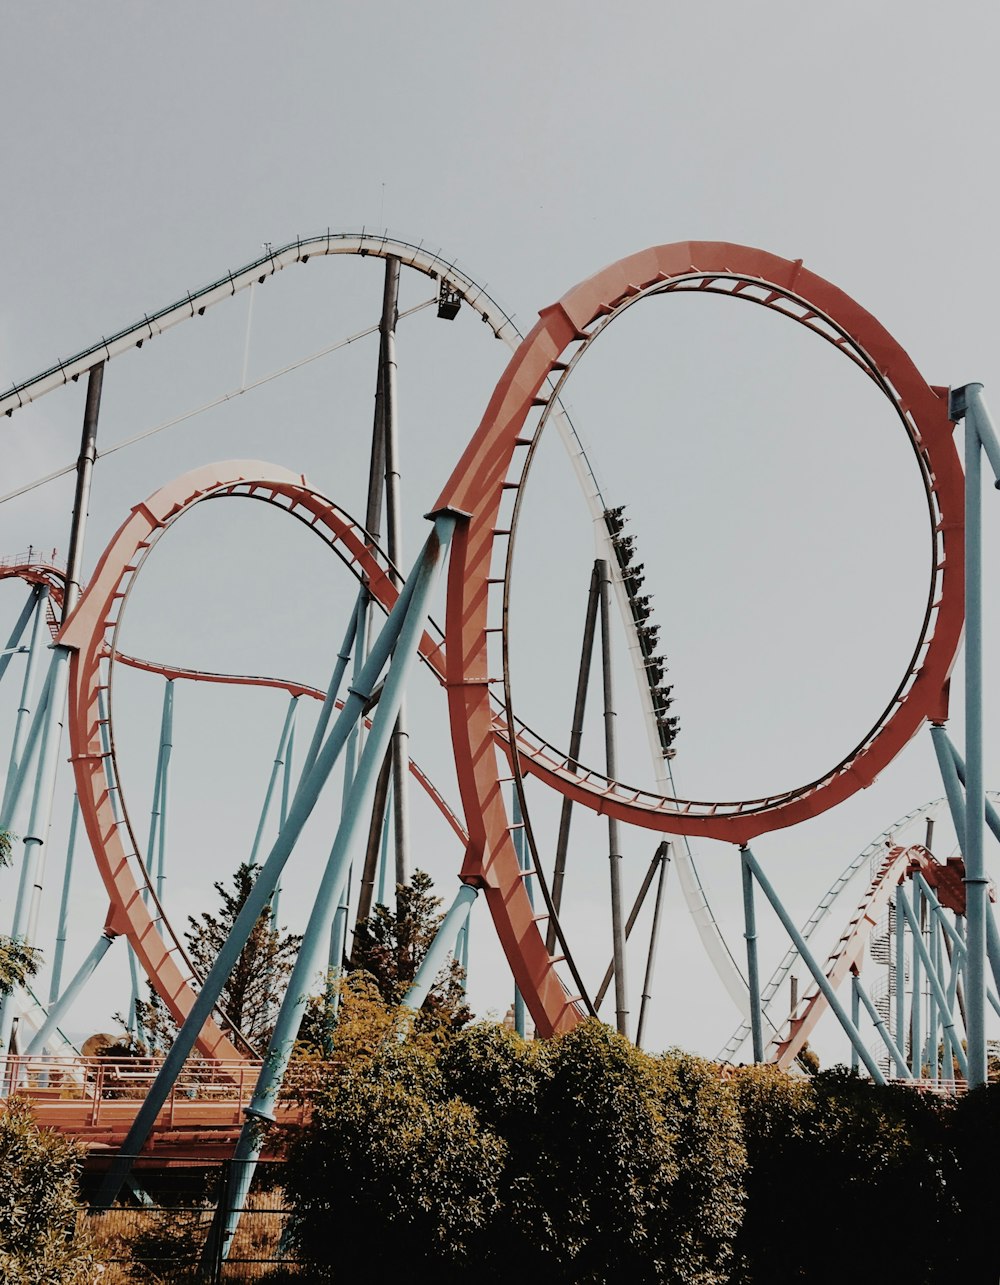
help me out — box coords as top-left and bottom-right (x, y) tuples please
(435, 242), (965, 1037)
(56, 462), (444, 1057)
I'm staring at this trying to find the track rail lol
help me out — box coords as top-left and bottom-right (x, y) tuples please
(0, 228), (748, 1020)
(435, 240), (964, 1037)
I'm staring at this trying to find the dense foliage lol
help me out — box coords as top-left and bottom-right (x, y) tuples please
(282, 1002), (1000, 1285)
(117, 859), (301, 1053)
(0, 1097), (93, 1284)
(349, 869), (472, 1033)
(284, 1020), (746, 1284)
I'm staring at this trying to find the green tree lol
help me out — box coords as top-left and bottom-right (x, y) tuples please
(185, 860), (301, 1048)
(729, 1064), (955, 1284)
(0, 1096), (95, 1284)
(349, 869), (471, 1034)
(0, 831), (38, 999)
(120, 860), (301, 1054)
(286, 1017), (746, 1285)
(284, 1040), (505, 1284)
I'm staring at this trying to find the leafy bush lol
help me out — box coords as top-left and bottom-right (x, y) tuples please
(0, 1096), (95, 1284)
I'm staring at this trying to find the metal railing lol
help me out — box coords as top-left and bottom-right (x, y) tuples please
(2, 1055), (336, 1129)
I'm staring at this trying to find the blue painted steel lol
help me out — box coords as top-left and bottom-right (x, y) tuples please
(853, 973), (911, 1079)
(248, 695), (299, 869)
(402, 883), (480, 1012)
(152, 681), (174, 902)
(376, 776), (392, 907)
(95, 519), (454, 1212)
(907, 884), (922, 1077)
(0, 588), (40, 691)
(25, 933), (115, 1056)
(2, 586), (49, 817)
(49, 794), (80, 1004)
(512, 788), (529, 1037)
(299, 592), (362, 780)
(0, 645), (71, 1067)
(328, 605), (369, 978)
(930, 725), (967, 838)
(458, 903), (471, 992)
(740, 847), (764, 1063)
(216, 517), (456, 1259)
(897, 885), (968, 1078)
(961, 388), (989, 1086)
(894, 885), (906, 1068)
(943, 738), (1000, 999)
(741, 846), (885, 1082)
(272, 705), (296, 928)
(850, 974), (860, 1073)
(0, 640), (55, 832)
(927, 915), (942, 1080)
(145, 681), (174, 903)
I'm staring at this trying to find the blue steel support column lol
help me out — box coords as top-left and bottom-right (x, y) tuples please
(299, 593), (362, 780)
(155, 682), (173, 902)
(97, 519), (454, 1212)
(956, 384), (989, 1087)
(740, 846), (764, 1063)
(328, 601), (369, 980)
(850, 974), (861, 1073)
(912, 872), (970, 1073)
(853, 974), (911, 1079)
(25, 933), (115, 1055)
(0, 645), (72, 1063)
(897, 887), (969, 1079)
(0, 661), (54, 835)
(894, 884), (906, 1070)
(2, 586), (49, 820)
(458, 902), (471, 991)
(741, 846), (885, 1082)
(928, 915), (943, 1081)
(248, 695), (300, 869)
(49, 794), (80, 1004)
(214, 516), (457, 1260)
(402, 883), (480, 1013)
(907, 884), (922, 1077)
(943, 738), (1000, 999)
(377, 777), (392, 907)
(512, 787), (531, 1038)
(271, 706), (296, 928)
(0, 588), (40, 692)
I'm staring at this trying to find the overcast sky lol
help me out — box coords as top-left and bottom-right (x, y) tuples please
(3, 1), (1000, 1062)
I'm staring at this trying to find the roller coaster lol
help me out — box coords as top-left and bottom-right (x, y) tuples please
(2, 234), (999, 1252)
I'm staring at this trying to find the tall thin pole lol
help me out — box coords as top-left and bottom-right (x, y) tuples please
(958, 385), (989, 1086)
(63, 363), (104, 620)
(356, 746), (392, 925)
(0, 364), (104, 1060)
(594, 843), (667, 1010)
(635, 843), (669, 1050)
(598, 559), (628, 1038)
(2, 586), (49, 819)
(49, 794), (80, 1004)
(741, 844), (885, 1083)
(741, 845), (764, 1062)
(547, 563), (600, 954)
(0, 587), (40, 692)
(96, 517), (454, 1212)
(380, 257), (412, 893)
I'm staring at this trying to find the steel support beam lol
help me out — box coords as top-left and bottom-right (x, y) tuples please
(94, 519), (453, 1210)
(741, 845), (885, 1082)
(598, 559), (628, 1038)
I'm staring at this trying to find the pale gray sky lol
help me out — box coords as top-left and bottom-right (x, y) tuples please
(2, 1), (1000, 1060)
